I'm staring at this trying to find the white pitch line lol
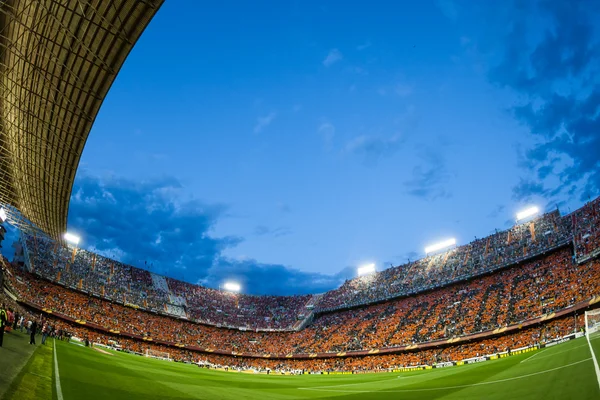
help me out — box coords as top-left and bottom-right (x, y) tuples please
(586, 334), (600, 391)
(522, 343), (589, 364)
(520, 348), (548, 363)
(53, 339), (64, 400)
(298, 358), (592, 393)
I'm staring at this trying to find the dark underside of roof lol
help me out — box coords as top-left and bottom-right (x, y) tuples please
(0, 0), (163, 238)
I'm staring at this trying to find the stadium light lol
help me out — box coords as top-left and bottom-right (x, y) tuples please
(516, 206), (540, 222)
(64, 232), (81, 245)
(357, 263), (376, 277)
(223, 282), (241, 292)
(424, 238), (456, 254)
(0, 207), (6, 223)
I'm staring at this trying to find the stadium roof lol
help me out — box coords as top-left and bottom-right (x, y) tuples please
(0, 0), (163, 238)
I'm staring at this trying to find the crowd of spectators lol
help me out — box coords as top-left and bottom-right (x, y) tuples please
(572, 197), (600, 260)
(5, 303), (581, 373)
(5, 200), (599, 373)
(166, 278), (311, 330)
(22, 207), (580, 331)
(318, 210), (572, 310)
(6, 246), (599, 358)
(24, 235), (313, 330)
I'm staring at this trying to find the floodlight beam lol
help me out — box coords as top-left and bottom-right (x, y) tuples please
(63, 232), (80, 245)
(223, 282), (241, 292)
(0, 207), (6, 223)
(357, 263), (376, 276)
(424, 238), (456, 254)
(516, 206), (540, 221)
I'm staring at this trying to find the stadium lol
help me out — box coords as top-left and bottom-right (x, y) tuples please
(0, 1), (599, 399)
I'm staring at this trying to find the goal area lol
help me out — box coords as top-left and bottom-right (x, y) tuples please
(585, 309), (600, 338)
(145, 348), (172, 361)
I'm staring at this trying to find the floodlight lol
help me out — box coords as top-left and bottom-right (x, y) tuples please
(516, 206), (539, 222)
(424, 238), (456, 254)
(357, 263), (376, 276)
(0, 207), (6, 223)
(223, 282), (241, 292)
(64, 232), (81, 245)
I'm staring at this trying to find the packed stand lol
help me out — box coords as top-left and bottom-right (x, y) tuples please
(167, 278), (311, 330)
(572, 197), (600, 261)
(23, 235), (312, 330)
(318, 210), (572, 310)
(6, 247), (600, 356)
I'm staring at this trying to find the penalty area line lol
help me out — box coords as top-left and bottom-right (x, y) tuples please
(298, 358), (592, 393)
(53, 339), (64, 400)
(521, 348), (548, 363)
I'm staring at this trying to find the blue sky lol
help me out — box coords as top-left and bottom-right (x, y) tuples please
(10, 0), (600, 295)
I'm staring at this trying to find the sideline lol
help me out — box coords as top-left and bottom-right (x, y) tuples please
(585, 333), (600, 391)
(298, 358), (592, 393)
(53, 339), (64, 400)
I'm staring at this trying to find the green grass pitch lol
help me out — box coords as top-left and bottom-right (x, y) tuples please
(6, 335), (600, 399)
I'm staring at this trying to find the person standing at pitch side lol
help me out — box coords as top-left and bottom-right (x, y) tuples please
(29, 319), (37, 345)
(0, 303), (7, 347)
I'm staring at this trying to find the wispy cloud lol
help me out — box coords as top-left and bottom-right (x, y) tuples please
(323, 49), (343, 67)
(344, 134), (404, 165)
(276, 201), (292, 213)
(318, 121), (335, 148)
(254, 225), (292, 238)
(404, 149), (452, 200)
(377, 82), (414, 97)
(436, 0), (459, 21)
(253, 112), (276, 133)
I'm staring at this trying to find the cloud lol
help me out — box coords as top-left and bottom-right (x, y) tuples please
(403, 150), (452, 200)
(377, 82), (414, 97)
(512, 178), (549, 201)
(68, 173), (350, 295)
(201, 260), (355, 296)
(254, 225), (292, 238)
(323, 49), (343, 67)
(276, 202), (292, 213)
(490, 0), (600, 201)
(344, 134), (404, 165)
(253, 112), (276, 133)
(317, 121), (335, 148)
(487, 204), (506, 218)
(69, 174), (240, 282)
(436, 0), (459, 21)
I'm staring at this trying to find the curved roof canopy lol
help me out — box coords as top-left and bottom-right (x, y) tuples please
(0, 0), (163, 238)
